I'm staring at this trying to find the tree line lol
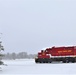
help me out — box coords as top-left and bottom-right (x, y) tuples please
(3, 52), (37, 60)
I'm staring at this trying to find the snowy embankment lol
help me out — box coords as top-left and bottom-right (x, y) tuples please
(0, 59), (76, 75)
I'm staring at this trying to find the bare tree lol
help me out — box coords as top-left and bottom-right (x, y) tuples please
(4, 52), (37, 60)
(11, 52), (16, 60)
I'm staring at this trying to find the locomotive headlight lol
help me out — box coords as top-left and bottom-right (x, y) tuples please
(35, 57), (38, 59)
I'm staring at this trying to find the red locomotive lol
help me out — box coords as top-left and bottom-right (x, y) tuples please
(35, 46), (76, 63)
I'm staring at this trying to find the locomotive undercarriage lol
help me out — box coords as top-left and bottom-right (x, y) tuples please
(35, 57), (76, 63)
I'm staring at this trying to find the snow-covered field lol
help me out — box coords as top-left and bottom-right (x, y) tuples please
(0, 59), (76, 75)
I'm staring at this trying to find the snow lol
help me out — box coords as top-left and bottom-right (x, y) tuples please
(0, 59), (76, 75)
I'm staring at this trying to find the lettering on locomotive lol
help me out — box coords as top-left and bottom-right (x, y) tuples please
(58, 50), (72, 53)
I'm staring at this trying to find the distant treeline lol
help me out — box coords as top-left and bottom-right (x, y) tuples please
(3, 52), (37, 60)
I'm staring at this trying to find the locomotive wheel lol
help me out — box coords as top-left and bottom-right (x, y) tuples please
(62, 58), (69, 63)
(66, 59), (69, 63)
(71, 59), (75, 63)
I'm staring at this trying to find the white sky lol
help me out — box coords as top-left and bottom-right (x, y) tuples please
(0, 0), (76, 54)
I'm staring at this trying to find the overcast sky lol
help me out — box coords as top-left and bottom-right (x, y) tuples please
(0, 0), (76, 54)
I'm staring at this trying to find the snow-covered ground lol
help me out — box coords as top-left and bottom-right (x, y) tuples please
(0, 59), (76, 75)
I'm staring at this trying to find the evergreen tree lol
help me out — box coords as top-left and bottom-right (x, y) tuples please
(0, 41), (4, 65)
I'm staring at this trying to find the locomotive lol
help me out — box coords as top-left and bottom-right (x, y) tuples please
(35, 46), (76, 63)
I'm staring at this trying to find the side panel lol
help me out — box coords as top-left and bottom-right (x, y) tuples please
(50, 47), (75, 56)
(73, 47), (76, 55)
